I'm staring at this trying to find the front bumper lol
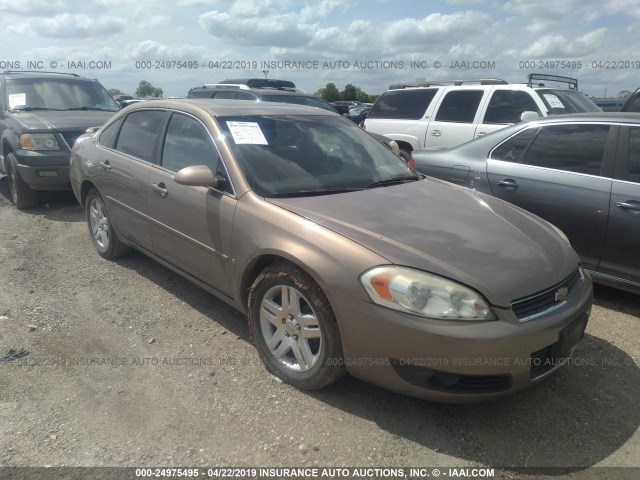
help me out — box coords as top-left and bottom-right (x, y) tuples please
(14, 150), (71, 190)
(328, 271), (593, 403)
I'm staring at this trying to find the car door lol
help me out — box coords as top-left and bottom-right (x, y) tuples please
(147, 111), (237, 297)
(425, 89), (486, 149)
(597, 124), (640, 286)
(96, 110), (167, 252)
(486, 122), (617, 271)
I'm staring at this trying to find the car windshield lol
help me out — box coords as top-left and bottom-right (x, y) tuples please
(534, 89), (601, 114)
(6, 78), (120, 111)
(218, 114), (417, 197)
(259, 95), (337, 112)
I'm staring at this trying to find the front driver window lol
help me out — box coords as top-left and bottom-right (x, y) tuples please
(161, 113), (219, 174)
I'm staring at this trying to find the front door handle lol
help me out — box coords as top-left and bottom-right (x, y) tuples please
(616, 201), (640, 211)
(496, 179), (519, 188)
(99, 161), (111, 171)
(151, 183), (168, 198)
(431, 129), (441, 137)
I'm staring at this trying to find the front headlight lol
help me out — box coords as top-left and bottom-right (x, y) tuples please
(20, 133), (60, 151)
(360, 266), (495, 321)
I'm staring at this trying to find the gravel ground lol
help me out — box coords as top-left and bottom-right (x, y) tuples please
(0, 177), (639, 480)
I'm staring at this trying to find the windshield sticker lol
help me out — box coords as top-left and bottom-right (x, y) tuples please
(226, 121), (268, 145)
(8, 93), (26, 109)
(543, 94), (564, 109)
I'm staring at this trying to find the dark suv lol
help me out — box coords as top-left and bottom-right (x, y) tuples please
(187, 80), (337, 112)
(0, 71), (119, 209)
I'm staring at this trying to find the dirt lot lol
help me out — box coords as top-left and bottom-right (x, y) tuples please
(0, 178), (639, 480)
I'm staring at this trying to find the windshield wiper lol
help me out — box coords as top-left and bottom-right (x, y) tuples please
(361, 175), (420, 189)
(67, 106), (117, 111)
(267, 187), (363, 198)
(9, 106), (65, 112)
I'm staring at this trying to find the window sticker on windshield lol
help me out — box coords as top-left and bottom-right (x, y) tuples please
(543, 94), (564, 109)
(226, 121), (268, 145)
(8, 93), (26, 109)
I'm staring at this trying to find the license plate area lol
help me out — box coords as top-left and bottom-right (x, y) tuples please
(530, 313), (588, 380)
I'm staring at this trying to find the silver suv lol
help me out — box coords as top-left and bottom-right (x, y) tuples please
(364, 74), (601, 156)
(187, 79), (337, 112)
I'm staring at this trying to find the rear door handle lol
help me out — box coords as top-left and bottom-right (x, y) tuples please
(616, 201), (640, 211)
(151, 183), (168, 198)
(431, 129), (441, 137)
(99, 161), (111, 171)
(496, 179), (519, 188)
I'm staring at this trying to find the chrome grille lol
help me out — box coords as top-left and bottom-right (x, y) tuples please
(511, 268), (584, 322)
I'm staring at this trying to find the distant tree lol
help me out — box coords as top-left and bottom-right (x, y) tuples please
(317, 82), (340, 102)
(355, 88), (373, 103)
(136, 80), (163, 98)
(341, 83), (358, 101)
(316, 82), (378, 103)
(108, 88), (124, 96)
(617, 90), (633, 99)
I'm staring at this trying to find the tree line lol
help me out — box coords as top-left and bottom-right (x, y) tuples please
(108, 80), (163, 98)
(314, 83), (379, 103)
(109, 80), (377, 102)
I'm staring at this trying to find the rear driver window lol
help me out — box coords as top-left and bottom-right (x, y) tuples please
(116, 110), (166, 162)
(491, 127), (539, 162)
(435, 90), (484, 123)
(99, 116), (124, 149)
(368, 89), (437, 120)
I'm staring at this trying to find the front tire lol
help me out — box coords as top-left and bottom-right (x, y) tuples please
(248, 262), (346, 390)
(85, 188), (131, 258)
(6, 153), (39, 210)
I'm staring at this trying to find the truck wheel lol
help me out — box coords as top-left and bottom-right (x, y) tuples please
(6, 153), (40, 210)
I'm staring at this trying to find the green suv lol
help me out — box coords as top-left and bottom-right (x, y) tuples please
(0, 71), (119, 209)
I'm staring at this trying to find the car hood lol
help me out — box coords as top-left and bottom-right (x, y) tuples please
(269, 178), (579, 307)
(11, 110), (116, 131)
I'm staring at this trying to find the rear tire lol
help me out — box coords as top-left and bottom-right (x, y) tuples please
(6, 153), (39, 210)
(85, 188), (131, 259)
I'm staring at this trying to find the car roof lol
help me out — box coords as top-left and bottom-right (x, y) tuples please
(189, 85), (314, 97)
(526, 112), (640, 125)
(123, 98), (338, 117)
(1, 71), (90, 80)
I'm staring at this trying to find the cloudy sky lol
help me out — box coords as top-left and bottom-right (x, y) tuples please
(0, 0), (638, 98)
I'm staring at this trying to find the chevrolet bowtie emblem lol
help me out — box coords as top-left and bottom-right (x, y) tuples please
(555, 287), (569, 302)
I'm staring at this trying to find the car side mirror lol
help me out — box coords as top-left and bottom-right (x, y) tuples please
(174, 165), (220, 188)
(520, 111), (540, 122)
(387, 139), (401, 156)
(86, 126), (100, 134)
